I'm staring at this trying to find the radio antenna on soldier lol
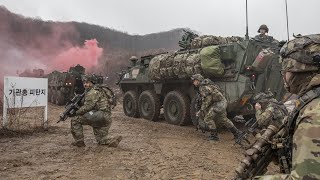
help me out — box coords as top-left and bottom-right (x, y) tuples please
(245, 0), (249, 40)
(285, 0), (290, 41)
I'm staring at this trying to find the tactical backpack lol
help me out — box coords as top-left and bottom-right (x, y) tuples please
(96, 85), (117, 109)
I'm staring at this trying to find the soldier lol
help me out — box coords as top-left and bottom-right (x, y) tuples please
(69, 74), (122, 147)
(191, 74), (242, 141)
(253, 91), (288, 129)
(254, 24), (274, 43)
(129, 56), (138, 67)
(255, 34), (320, 179)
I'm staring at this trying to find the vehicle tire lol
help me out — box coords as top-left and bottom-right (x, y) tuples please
(163, 91), (190, 126)
(138, 90), (160, 121)
(56, 90), (65, 106)
(123, 91), (140, 118)
(51, 90), (57, 104)
(190, 96), (198, 126)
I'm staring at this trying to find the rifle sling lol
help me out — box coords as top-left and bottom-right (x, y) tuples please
(288, 87), (320, 133)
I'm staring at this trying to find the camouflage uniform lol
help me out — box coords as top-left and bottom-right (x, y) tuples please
(254, 92), (288, 128)
(256, 34), (320, 179)
(197, 78), (241, 141)
(199, 81), (233, 129)
(254, 34), (274, 43)
(71, 75), (121, 147)
(255, 99), (288, 128)
(254, 24), (275, 43)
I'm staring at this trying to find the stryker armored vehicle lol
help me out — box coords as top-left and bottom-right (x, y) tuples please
(47, 64), (103, 105)
(117, 31), (285, 125)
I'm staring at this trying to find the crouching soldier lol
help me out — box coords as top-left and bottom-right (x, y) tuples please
(253, 91), (288, 129)
(69, 74), (122, 147)
(191, 74), (242, 141)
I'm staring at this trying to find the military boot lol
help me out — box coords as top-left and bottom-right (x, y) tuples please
(208, 129), (219, 141)
(229, 126), (242, 140)
(71, 141), (86, 147)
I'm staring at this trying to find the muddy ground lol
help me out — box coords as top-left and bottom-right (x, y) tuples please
(0, 103), (277, 180)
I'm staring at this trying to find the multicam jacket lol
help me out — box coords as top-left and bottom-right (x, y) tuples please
(76, 86), (112, 115)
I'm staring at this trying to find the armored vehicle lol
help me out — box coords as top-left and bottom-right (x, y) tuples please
(118, 31), (285, 125)
(47, 64), (103, 105)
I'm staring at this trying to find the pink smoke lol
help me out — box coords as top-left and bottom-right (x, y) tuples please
(51, 39), (103, 71)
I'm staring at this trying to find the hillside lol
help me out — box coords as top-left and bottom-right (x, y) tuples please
(0, 6), (185, 85)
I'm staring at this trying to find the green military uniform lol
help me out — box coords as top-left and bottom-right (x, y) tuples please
(255, 99), (287, 128)
(199, 81), (234, 130)
(196, 78), (241, 141)
(254, 34), (274, 43)
(70, 75), (121, 147)
(254, 24), (275, 43)
(255, 34), (320, 179)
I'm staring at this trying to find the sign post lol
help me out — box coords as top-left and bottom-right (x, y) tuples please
(3, 76), (48, 129)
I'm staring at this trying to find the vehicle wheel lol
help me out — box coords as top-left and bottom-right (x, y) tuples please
(163, 91), (190, 126)
(123, 91), (140, 118)
(56, 90), (65, 106)
(138, 90), (160, 121)
(190, 96), (198, 126)
(51, 90), (57, 104)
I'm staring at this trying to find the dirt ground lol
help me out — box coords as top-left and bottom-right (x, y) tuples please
(0, 103), (277, 180)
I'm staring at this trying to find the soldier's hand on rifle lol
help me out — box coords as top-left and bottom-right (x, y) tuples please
(68, 112), (77, 117)
(255, 103), (261, 110)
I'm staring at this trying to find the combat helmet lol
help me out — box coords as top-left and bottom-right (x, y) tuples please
(280, 34), (320, 72)
(191, 74), (204, 81)
(257, 24), (269, 33)
(82, 74), (98, 84)
(129, 56), (138, 66)
(253, 91), (274, 103)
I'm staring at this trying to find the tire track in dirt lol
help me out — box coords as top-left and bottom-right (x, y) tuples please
(136, 136), (172, 180)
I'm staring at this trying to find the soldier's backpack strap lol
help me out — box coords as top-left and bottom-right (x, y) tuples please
(288, 87), (320, 132)
(283, 86), (320, 172)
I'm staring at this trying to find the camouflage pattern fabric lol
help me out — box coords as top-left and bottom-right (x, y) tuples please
(148, 43), (230, 80)
(202, 107), (234, 129)
(199, 81), (234, 130)
(255, 99), (288, 128)
(254, 34), (275, 43)
(191, 35), (243, 49)
(280, 34), (320, 67)
(255, 73), (320, 180)
(71, 85), (114, 144)
(71, 113), (111, 144)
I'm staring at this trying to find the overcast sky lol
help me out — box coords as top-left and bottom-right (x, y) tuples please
(1, 0), (319, 40)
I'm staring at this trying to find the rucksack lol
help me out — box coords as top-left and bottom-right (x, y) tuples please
(96, 85), (117, 109)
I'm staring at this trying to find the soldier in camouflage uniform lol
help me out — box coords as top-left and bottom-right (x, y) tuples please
(70, 74), (122, 147)
(254, 24), (275, 43)
(255, 34), (320, 179)
(253, 91), (288, 129)
(191, 74), (242, 141)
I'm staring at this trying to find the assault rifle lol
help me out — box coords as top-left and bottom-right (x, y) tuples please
(235, 118), (259, 146)
(57, 93), (85, 123)
(234, 123), (289, 180)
